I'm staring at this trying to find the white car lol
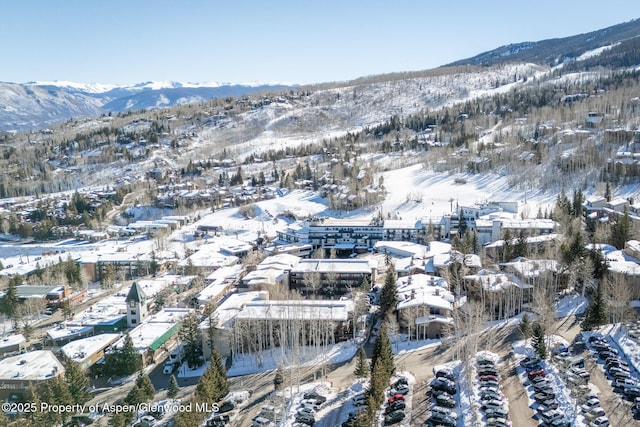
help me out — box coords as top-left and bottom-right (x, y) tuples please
(584, 407), (606, 421)
(589, 416), (610, 427)
(581, 397), (601, 413)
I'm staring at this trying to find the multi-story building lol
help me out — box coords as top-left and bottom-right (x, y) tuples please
(288, 259), (376, 296)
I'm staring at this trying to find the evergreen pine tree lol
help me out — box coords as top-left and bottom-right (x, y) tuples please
(2, 276), (20, 318)
(582, 282), (607, 330)
(610, 210), (632, 250)
(211, 348), (229, 398)
(167, 374), (179, 399)
(605, 182), (612, 202)
(379, 266), (397, 318)
(458, 208), (467, 236)
(171, 398), (205, 427)
(531, 322), (547, 360)
(28, 383), (55, 426)
(514, 229), (528, 258)
(353, 410), (371, 427)
(519, 314), (532, 341)
(501, 229), (513, 262)
(371, 324), (395, 380)
(354, 347), (369, 378)
(119, 332), (142, 375)
(179, 312), (204, 369)
(134, 372), (155, 401)
(64, 360), (91, 404)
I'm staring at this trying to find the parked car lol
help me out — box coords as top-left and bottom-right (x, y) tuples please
(478, 367), (500, 376)
(540, 409), (564, 424)
(623, 386), (640, 399)
(435, 393), (456, 408)
(589, 416), (610, 427)
(549, 418), (572, 427)
(584, 407), (606, 421)
(481, 400), (505, 411)
(430, 405), (458, 419)
(390, 384), (410, 395)
(434, 369), (455, 382)
(484, 407), (509, 419)
(296, 407), (315, 418)
(303, 391), (327, 405)
(218, 401), (235, 413)
(294, 414), (315, 426)
(581, 397), (601, 413)
(391, 377), (409, 388)
(521, 356), (541, 368)
(352, 394), (367, 406)
(480, 391), (503, 402)
(383, 410), (405, 425)
(385, 400), (406, 414)
(479, 374), (499, 382)
(534, 391), (556, 403)
(387, 393), (405, 404)
(430, 378), (456, 394)
(537, 400), (559, 411)
(528, 369), (546, 381)
(486, 417), (510, 427)
(426, 413), (456, 427)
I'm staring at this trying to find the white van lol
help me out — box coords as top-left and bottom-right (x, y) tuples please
(169, 343), (185, 364)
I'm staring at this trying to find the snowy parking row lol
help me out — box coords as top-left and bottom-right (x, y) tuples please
(513, 340), (585, 427)
(585, 331), (640, 421)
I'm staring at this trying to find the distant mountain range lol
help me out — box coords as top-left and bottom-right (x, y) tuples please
(0, 80), (295, 131)
(446, 18), (640, 68)
(2, 17), (640, 132)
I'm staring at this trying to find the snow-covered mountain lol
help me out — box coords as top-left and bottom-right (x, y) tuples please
(0, 80), (295, 131)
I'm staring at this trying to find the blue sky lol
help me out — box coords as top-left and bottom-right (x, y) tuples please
(1, 1), (638, 85)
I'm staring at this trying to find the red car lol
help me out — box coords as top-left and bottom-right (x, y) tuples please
(528, 369), (546, 381)
(387, 393), (405, 403)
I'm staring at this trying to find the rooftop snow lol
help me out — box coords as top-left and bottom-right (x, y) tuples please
(0, 350), (65, 381)
(60, 333), (119, 362)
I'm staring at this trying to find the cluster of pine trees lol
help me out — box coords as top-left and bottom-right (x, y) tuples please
(10, 359), (91, 427)
(172, 349), (229, 427)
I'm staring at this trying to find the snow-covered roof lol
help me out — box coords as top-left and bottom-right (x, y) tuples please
(464, 270), (532, 292)
(0, 350), (65, 381)
(60, 333), (120, 362)
(395, 274), (454, 311)
(374, 240), (428, 258)
(235, 299), (354, 322)
(501, 259), (559, 278)
(0, 334), (25, 349)
(291, 259), (376, 274)
(47, 325), (93, 341)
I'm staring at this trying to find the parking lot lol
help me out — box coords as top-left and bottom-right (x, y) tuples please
(228, 315), (639, 427)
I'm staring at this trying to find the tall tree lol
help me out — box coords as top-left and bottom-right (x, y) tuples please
(610, 210), (632, 249)
(134, 372), (155, 401)
(2, 276), (21, 319)
(64, 360), (91, 404)
(210, 348), (229, 398)
(519, 313), (532, 341)
(582, 282), (608, 330)
(370, 324), (395, 380)
(531, 322), (547, 360)
(354, 347), (369, 378)
(167, 374), (179, 399)
(179, 312), (204, 368)
(379, 266), (397, 317)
